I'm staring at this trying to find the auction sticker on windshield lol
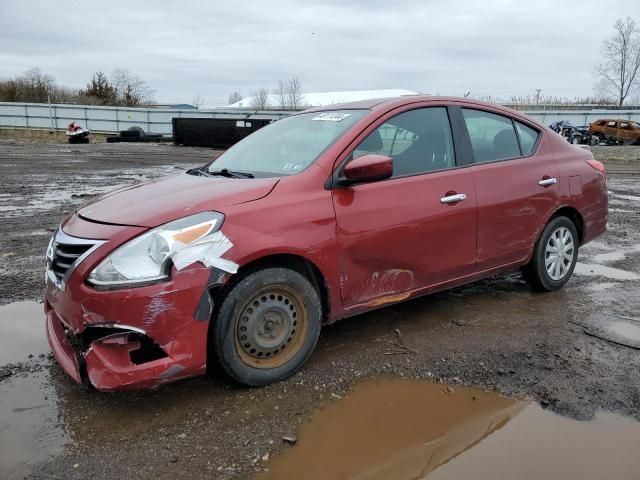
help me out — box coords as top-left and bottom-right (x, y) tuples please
(312, 112), (351, 122)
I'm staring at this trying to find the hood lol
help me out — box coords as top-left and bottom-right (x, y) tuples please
(77, 173), (279, 227)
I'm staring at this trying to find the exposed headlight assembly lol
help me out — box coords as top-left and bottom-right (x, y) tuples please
(88, 212), (237, 288)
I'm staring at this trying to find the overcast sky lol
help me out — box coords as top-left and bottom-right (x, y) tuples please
(1, 1), (639, 106)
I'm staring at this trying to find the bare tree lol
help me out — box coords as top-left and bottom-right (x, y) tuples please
(109, 69), (154, 106)
(284, 77), (304, 110)
(594, 17), (640, 106)
(273, 79), (287, 109)
(250, 88), (270, 109)
(228, 91), (243, 105)
(191, 93), (204, 109)
(0, 68), (56, 103)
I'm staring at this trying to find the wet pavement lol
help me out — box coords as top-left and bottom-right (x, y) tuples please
(0, 371), (71, 479)
(0, 141), (640, 479)
(259, 378), (640, 480)
(0, 301), (48, 365)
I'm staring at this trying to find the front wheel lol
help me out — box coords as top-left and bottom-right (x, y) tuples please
(521, 216), (578, 291)
(211, 267), (322, 386)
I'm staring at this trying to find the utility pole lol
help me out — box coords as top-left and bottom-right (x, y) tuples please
(48, 95), (55, 132)
(535, 89), (542, 104)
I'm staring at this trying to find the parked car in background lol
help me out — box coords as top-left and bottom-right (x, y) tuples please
(550, 121), (598, 146)
(589, 119), (640, 145)
(45, 96), (608, 391)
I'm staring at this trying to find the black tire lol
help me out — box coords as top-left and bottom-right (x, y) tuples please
(521, 216), (578, 292)
(589, 135), (599, 146)
(211, 267), (322, 386)
(571, 135), (582, 145)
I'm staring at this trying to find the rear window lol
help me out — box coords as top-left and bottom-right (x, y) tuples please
(462, 109), (521, 164)
(515, 121), (539, 155)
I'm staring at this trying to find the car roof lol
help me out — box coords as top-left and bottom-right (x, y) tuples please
(305, 95), (542, 127)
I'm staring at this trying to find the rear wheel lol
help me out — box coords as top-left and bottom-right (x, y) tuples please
(211, 267), (322, 386)
(521, 216), (578, 291)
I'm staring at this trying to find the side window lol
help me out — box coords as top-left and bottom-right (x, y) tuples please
(352, 107), (455, 177)
(607, 121), (616, 127)
(515, 121), (539, 155)
(462, 109), (521, 163)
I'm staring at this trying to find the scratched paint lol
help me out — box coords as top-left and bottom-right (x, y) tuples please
(355, 268), (415, 305)
(368, 269), (415, 295)
(141, 296), (176, 330)
(366, 291), (412, 307)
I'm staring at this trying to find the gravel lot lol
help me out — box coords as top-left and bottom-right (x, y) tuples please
(0, 139), (639, 479)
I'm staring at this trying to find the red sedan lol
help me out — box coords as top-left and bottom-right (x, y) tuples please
(45, 96), (608, 390)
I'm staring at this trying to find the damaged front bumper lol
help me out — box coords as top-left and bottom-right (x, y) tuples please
(45, 265), (227, 391)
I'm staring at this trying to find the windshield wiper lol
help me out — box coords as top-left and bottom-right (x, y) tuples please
(209, 168), (254, 179)
(186, 166), (213, 177)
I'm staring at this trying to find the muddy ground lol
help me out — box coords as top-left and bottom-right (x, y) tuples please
(1, 140), (639, 479)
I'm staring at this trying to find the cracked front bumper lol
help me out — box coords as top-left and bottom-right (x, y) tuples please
(45, 265), (225, 391)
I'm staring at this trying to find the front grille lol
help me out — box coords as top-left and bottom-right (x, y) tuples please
(50, 242), (93, 281)
(46, 230), (102, 288)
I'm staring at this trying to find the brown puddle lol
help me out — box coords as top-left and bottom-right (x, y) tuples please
(257, 378), (640, 480)
(0, 370), (71, 479)
(0, 301), (49, 366)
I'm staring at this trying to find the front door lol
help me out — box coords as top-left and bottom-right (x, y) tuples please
(332, 106), (477, 309)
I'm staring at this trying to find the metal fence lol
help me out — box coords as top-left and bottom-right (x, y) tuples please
(0, 102), (291, 135)
(2, 101), (640, 135)
(522, 109), (640, 127)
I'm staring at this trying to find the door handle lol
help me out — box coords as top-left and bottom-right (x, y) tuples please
(538, 177), (558, 186)
(440, 193), (467, 204)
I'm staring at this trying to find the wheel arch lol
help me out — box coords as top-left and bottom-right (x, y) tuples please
(525, 205), (585, 265)
(549, 206), (585, 244)
(211, 253), (331, 325)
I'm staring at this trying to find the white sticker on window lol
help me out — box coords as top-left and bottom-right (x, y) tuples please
(312, 112), (351, 122)
(280, 163), (304, 171)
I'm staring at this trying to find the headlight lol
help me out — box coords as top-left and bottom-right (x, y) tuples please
(88, 212), (231, 287)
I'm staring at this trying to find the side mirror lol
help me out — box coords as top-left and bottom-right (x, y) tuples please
(339, 154), (393, 186)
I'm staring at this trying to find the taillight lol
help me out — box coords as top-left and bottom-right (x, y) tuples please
(587, 159), (606, 176)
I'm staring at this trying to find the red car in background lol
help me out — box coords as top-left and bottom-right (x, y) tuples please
(45, 96), (608, 390)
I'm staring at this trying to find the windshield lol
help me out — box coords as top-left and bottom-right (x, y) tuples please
(207, 110), (366, 177)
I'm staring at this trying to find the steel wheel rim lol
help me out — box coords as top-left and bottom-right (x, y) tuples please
(544, 226), (575, 281)
(235, 286), (309, 369)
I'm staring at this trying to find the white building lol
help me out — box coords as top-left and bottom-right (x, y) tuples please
(226, 88), (420, 109)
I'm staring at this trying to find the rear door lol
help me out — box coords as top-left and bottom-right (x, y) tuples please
(604, 121), (618, 141)
(618, 122), (635, 144)
(332, 106), (477, 308)
(459, 108), (559, 270)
